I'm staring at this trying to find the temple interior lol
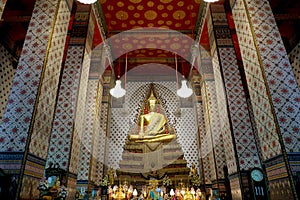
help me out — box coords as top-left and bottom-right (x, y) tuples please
(0, 0), (300, 200)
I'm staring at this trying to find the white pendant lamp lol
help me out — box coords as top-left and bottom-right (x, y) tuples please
(204, 0), (219, 2)
(77, 0), (97, 4)
(110, 80), (126, 98)
(177, 80), (193, 98)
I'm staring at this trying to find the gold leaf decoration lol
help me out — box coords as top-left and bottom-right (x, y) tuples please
(144, 10), (158, 20)
(167, 5), (173, 11)
(173, 10), (186, 20)
(134, 13), (140, 18)
(160, 0), (173, 4)
(147, 1), (155, 7)
(117, 1), (124, 7)
(177, 1), (184, 7)
(157, 5), (164, 10)
(129, 0), (142, 3)
(116, 11), (128, 20)
(128, 5), (135, 10)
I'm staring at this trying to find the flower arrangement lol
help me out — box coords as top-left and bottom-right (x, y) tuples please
(100, 175), (109, 186)
(37, 176), (68, 199)
(162, 175), (172, 187)
(191, 174), (201, 187)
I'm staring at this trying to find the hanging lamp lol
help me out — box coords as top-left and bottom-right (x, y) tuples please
(176, 56), (193, 98)
(77, 0), (97, 4)
(204, 0), (219, 3)
(110, 58), (126, 98)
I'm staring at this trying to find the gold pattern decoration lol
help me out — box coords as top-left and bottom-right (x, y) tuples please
(157, 5), (164, 10)
(191, 12), (197, 17)
(160, 0), (173, 4)
(117, 1), (124, 7)
(187, 4), (194, 10)
(129, 20), (136, 25)
(175, 23), (182, 28)
(128, 5), (135, 10)
(107, 5), (114, 11)
(99, 0), (106, 3)
(194, 0), (201, 3)
(158, 20), (164, 25)
(166, 21), (172, 25)
(162, 13), (168, 18)
(177, 1), (184, 7)
(148, 23), (154, 27)
(133, 40), (138, 44)
(144, 10), (157, 20)
(147, 1), (154, 7)
(133, 26), (142, 29)
(137, 5), (144, 10)
(116, 11), (128, 20)
(134, 13), (140, 18)
(129, 0), (142, 3)
(137, 45), (143, 48)
(185, 20), (191, 25)
(136, 54), (146, 57)
(167, 5), (173, 11)
(111, 21), (117, 25)
(105, 13), (111, 18)
(148, 52), (154, 55)
(161, 26), (169, 29)
(138, 20), (144, 25)
(122, 43), (133, 50)
(140, 50), (146, 53)
(122, 23), (127, 28)
(173, 10), (186, 20)
(171, 43), (181, 50)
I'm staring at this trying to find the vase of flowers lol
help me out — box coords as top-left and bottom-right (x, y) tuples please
(100, 175), (109, 195)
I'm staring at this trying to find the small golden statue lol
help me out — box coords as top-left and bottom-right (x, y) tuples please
(128, 85), (176, 143)
(108, 166), (115, 186)
(189, 163), (197, 178)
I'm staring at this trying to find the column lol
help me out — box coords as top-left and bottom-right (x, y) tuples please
(208, 4), (262, 200)
(46, 3), (93, 199)
(0, 0), (72, 199)
(0, 44), (16, 123)
(0, 0), (7, 20)
(231, 0), (300, 199)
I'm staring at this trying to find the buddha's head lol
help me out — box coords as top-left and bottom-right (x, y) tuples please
(148, 90), (157, 112)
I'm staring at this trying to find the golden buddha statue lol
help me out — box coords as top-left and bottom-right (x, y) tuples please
(128, 87), (176, 143)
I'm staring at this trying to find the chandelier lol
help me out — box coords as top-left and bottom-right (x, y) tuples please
(76, 0), (97, 4)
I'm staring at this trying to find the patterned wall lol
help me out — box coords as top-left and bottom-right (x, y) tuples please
(0, 4), (71, 192)
(210, 5), (261, 171)
(46, 6), (92, 175)
(207, 15), (237, 175)
(94, 74), (111, 184)
(201, 82), (217, 183)
(202, 80), (226, 180)
(232, 0), (300, 158)
(0, 44), (15, 123)
(90, 80), (104, 185)
(231, 0), (299, 198)
(77, 80), (98, 182)
(289, 42), (300, 88)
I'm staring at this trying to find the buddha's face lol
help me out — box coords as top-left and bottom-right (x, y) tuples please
(149, 103), (156, 112)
